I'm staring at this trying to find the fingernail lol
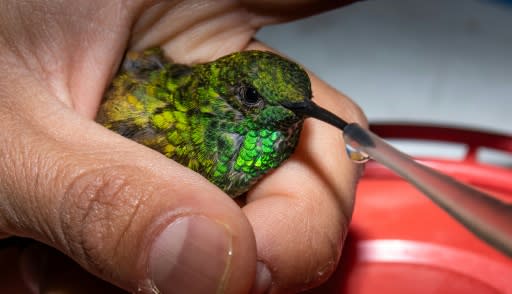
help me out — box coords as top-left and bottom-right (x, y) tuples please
(251, 262), (272, 294)
(149, 216), (233, 294)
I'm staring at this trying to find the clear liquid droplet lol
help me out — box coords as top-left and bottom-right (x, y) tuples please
(346, 144), (370, 163)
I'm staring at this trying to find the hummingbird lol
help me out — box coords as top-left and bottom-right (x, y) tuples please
(96, 48), (345, 197)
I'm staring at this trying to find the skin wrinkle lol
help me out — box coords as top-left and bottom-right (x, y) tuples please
(132, 0), (188, 41)
(174, 14), (255, 62)
(302, 218), (344, 290)
(132, 0), (215, 48)
(132, 0), (253, 61)
(32, 150), (82, 256)
(15, 3), (71, 105)
(58, 168), (128, 286)
(0, 151), (20, 235)
(0, 103), (24, 234)
(0, 140), (70, 249)
(0, 10), (41, 84)
(24, 149), (60, 242)
(58, 166), (99, 257)
(85, 2), (131, 34)
(132, 1), (176, 36)
(71, 170), (121, 265)
(110, 185), (146, 257)
(290, 196), (340, 288)
(60, 165), (137, 266)
(1, 125), (39, 224)
(165, 8), (253, 55)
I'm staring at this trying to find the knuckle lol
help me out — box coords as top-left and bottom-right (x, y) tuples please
(60, 165), (152, 273)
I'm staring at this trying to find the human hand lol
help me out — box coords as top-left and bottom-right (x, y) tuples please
(0, 0), (366, 293)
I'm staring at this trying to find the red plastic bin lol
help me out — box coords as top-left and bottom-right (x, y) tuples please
(310, 123), (512, 294)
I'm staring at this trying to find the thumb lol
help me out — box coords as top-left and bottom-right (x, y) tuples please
(0, 95), (257, 293)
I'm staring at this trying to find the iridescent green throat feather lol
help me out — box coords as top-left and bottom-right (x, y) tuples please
(96, 48), (312, 197)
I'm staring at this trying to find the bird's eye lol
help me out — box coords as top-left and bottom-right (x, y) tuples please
(239, 86), (262, 106)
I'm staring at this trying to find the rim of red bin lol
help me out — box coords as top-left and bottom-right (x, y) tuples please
(307, 123), (512, 294)
(365, 123), (512, 197)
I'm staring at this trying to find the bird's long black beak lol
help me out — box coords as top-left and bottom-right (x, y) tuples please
(284, 101), (348, 131)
